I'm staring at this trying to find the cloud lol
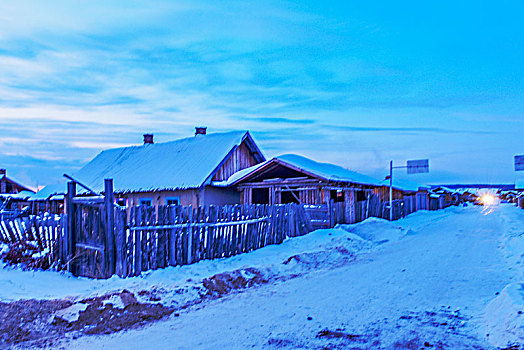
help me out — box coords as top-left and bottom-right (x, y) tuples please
(233, 116), (315, 125)
(320, 125), (499, 135)
(0, 1), (522, 186)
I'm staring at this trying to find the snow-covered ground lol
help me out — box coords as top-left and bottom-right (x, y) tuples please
(2, 204), (523, 349)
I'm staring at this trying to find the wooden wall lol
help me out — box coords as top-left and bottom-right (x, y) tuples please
(373, 186), (406, 202)
(212, 141), (259, 182)
(123, 187), (242, 216)
(202, 186), (240, 206)
(239, 182), (372, 209)
(0, 178), (31, 194)
(123, 189), (199, 213)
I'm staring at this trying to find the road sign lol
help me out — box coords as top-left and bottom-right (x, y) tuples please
(407, 159), (429, 174)
(515, 155), (524, 171)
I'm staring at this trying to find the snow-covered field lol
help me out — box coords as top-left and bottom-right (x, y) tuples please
(2, 204), (523, 349)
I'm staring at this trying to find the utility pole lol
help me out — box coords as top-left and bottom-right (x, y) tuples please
(389, 161), (393, 221)
(388, 159), (429, 221)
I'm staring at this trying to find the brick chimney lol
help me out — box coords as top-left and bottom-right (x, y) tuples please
(0, 169), (5, 175)
(143, 134), (154, 144)
(195, 127), (207, 136)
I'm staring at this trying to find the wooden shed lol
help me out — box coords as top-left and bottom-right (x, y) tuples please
(226, 154), (382, 223)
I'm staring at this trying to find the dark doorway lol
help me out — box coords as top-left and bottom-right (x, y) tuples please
(252, 188), (270, 204)
(330, 190), (345, 203)
(356, 190), (367, 201)
(281, 189), (300, 204)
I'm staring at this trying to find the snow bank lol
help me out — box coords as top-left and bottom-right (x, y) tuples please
(483, 283), (524, 347)
(0, 228), (371, 303)
(498, 205), (524, 281)
(337, 217), (411, 243)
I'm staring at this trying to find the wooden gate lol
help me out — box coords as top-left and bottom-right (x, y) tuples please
(65, 179), (115, 279)
(303, 204), (330, 229)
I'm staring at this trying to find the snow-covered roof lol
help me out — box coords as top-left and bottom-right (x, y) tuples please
(432, 186), (454, 193)
(213, 161), (268, 187)
(0, 191), (34, 200)
(228, 154), (382, 187)
(277, 154), (382, 186)
(31, 183), (69, 200)
(71, 131), (264, 194)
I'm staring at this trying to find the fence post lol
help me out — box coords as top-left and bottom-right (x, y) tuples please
(114, 208), (126, 277)
(66, 181), (76, 274)
(104, 179), (115, 277)
(328, 199), (334, 228)
(187, 205), (193, 264)
(347, 190), (356, 224)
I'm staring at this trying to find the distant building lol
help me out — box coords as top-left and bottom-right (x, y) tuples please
(0, 169), (34, 194)
(377, 178), (430, 211)
(0, 169), (35, 215)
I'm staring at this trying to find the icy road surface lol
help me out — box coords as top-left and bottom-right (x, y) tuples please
(6, 204), (524, 349)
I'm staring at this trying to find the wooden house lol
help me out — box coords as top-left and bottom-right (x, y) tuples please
(0, 169), (35, 216)
(68, 129), (265, 213)
(429, 186), (455, 209)
(0, 169), (34, 194)
(29, 183), (66, 214)
(225, 154), (382, 223)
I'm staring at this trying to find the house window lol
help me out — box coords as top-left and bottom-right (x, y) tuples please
(116, 198), (126, 207)
(165, 197), (180, 206)
(140, 198), (153, 207)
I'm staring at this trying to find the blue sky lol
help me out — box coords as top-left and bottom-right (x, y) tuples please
(0, 0), (523, 188)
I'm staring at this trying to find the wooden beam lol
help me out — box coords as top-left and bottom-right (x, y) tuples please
(104, 179), (115, 277)
(239, 179), (322, 189)
(284, 185), (302, 204)
(66, 181), (76, 274)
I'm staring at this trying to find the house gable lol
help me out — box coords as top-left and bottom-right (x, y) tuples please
(0, 173), (34, 194)
(211, 140), (263, 182)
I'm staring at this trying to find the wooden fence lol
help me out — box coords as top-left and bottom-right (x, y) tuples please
(306, 194), (419, 228)
(0, 215), (65, 267)
(0, 203), (314, 278)
(0, 181), (425, 279)
(116, 203), (313, 278)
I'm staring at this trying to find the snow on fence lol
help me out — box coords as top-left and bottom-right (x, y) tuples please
(115, 203), (314, 278)
(0, 211), (20, 221)
(0, 215), (65, 267)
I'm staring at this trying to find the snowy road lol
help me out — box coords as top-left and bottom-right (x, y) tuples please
(54, 204), (522, 349)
